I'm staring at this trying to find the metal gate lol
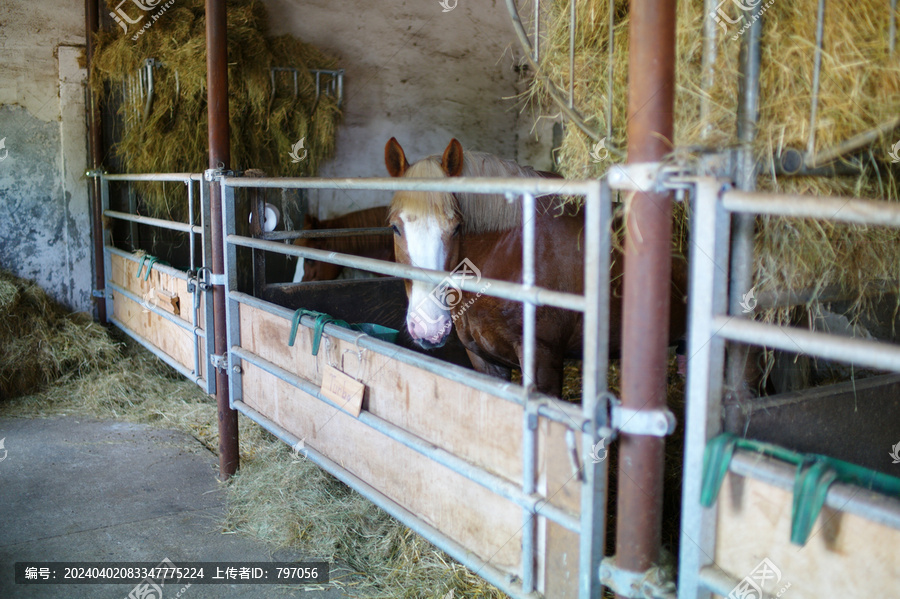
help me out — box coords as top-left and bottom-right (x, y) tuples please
(211, 170), (612, 598)
(92, 172), (216, 395)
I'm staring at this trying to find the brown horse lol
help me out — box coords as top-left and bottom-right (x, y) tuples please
(292, 207), (395, 282)
(385, 137), (688, 397)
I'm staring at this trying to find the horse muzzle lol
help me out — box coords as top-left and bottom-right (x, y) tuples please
(407, 314), (452, 349)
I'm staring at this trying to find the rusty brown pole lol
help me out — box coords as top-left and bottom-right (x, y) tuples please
(614, 0), (676, 592)
(85, 0), (107, 324)
(206, 0), (239, 480)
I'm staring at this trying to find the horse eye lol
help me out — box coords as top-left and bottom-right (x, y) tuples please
(452, 224), (461, 236)
(391, 224), (401, 236)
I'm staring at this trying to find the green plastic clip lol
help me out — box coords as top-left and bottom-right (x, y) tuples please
(288, 309), (398, 356)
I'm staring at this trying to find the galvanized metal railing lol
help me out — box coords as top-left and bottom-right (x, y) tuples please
(675, 177), (900, 599)
(215, 171), (612, 599)
(91, 172), (216, 394)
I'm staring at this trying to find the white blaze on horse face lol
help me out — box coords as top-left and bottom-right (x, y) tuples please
(402, 212), (452, 345)
(292, 257), (305, 283)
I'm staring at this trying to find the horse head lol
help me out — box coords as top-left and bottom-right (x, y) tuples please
(385, 137), (464, 348)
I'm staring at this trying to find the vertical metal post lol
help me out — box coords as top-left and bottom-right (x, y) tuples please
(521, 191), (537, 593)
(206, 0), (239, 480)
(607, 0), (615, 140)
(200, 177), (217, 396)
(101, 176), (115, 321)
(569, 0), (576, 109)
(580, 181), (611, 599)
(85, 0), (107, 323)
(615, 0), (677, 593)
(724, 7), (762, 426)
(891, 0), (898, 54)
(805, 0), (827, 164)
(678, 180), (731, 599)
(700, 0), (719, 140)
(533, 0), (541, 63)
(221, 182), (244, 408)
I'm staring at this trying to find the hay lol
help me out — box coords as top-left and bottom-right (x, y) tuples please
(0, 270), (121, 399)
(92, 0), (341, 219)
(528, 0), (900, 310)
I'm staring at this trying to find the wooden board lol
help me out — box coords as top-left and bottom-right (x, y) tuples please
(714, 470), (900, 598)
(237, 303), (585, 591)
(110, 253), (205, 382)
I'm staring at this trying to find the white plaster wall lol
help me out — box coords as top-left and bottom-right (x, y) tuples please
(0, 1), (92, 312)
(263, 0), (552, 218)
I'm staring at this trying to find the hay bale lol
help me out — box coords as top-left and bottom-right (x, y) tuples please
(92, 0), (341, 219)
(529, 0), (900, 307)
(0, 270), (121, 399)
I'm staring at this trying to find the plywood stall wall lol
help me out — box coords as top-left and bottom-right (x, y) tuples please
(714, 471), (900, 599)
(109, 254), (206, 381)
(238, 303), (583, 595)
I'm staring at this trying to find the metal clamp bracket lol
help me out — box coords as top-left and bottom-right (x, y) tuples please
(209, 354), (228, 373)
(204, 168), (234, 182)
(598, 395), (676, 439)
(92, 289), (107, 299)
(608, 162), (692, 194)
(599, 556), (676, 599)
(85, 169), (106, 178)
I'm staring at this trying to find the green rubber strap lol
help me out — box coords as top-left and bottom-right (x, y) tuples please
(700, 433), (738, 508)
(791, 459), (838, 545)
(289, 309), (321, 348)
(143, 256), (159, 281)
(136, 255), (149, 279)
(287, 309), (351, 355)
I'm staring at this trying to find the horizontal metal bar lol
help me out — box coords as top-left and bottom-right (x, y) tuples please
(698, 565), (775, 599)
(107, 280), (206, 339)
(106, 246), (194, 283)
(229, 291), (585, 428)
(109, 315), (205, 387)
(221, 175), (596, 197)
(809, 116), (900, 167)
(261, 227), (392, 242)
(713, 316), (900, 372)
(101, 173), (199, 182)
(232, 400), (540, 599)
(228, 235), (586, 313)
(104, 210), (203, 235)
(232, 345), (582, 533)
(730, 450), (900, 530)
(722, 190), (900, 227)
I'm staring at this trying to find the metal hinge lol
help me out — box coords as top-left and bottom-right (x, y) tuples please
(92, 289), (107, 299)
(597, 394), (676, 439)
(209, 354), (228, 372)
(599, 556), (677, 599)
(204, 167), (234, 182)
(607, 162), (692, 195)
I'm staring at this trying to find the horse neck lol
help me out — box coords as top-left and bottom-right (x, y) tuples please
(311, 207), (392, 254)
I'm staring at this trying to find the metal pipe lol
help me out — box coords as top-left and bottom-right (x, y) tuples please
(607, 0), (615, 140)
(85, 0), (106, 324)
(700, 0), (719, 140)
(804, 0), (827, 163)
(231, 400), (543, 599)
(261, 227), (392, 241)
(103, 173), (197, 182)
(579, 182), (612, 599)
(106, 246), (195, 282)
(569, 0), (576, 109)
(227, 234), (587, 312)
(103, 210), (202, 235)
(534, 0), (540, 63)
(891, 0), (898, 54)
(615, 1), (677, 591)
(206, 0), (239, 480)
(810, 116), (900, 167)
(722, 189), (900, 226)
(230, 346), (582, 534)
(713, 316), (900, 372)
(229, 290), (585, 428)
(520, 191), (537, 593)
(222, 174), (597, 195)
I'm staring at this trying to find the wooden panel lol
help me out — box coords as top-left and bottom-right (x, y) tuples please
(238, 303), (585, 593)
(239, 304), (522, 483)
(110, 254), (205, 381)
(714, 471), (900, 598)
(241, 361), (523, 570)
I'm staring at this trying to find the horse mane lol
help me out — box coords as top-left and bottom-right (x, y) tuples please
(390, 150), (542, 234)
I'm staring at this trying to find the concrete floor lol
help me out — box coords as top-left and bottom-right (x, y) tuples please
(0, 417), (347, 598)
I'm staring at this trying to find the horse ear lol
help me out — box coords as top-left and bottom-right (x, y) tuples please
(385, 137), (409, 177)
(441, 139), (464, 177)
